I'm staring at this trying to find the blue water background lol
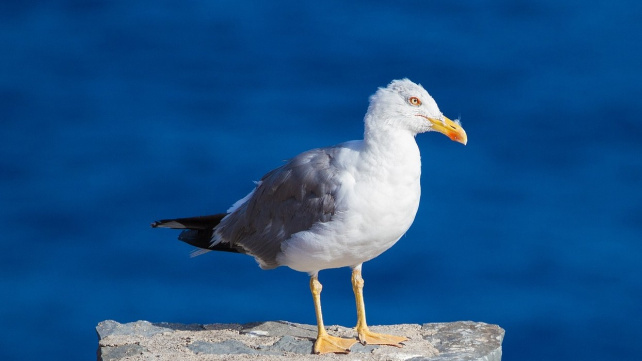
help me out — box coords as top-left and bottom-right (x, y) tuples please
(1, 1), (641, 360)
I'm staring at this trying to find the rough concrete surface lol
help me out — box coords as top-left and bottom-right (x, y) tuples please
(96, 320), (504, 361)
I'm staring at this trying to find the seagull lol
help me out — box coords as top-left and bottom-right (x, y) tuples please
(152, 79), (467, 354)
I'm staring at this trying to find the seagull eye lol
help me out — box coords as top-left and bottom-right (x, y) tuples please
(408, 97), (422, 106)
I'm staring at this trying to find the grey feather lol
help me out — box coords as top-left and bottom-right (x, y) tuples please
(215, 146), (342, 269)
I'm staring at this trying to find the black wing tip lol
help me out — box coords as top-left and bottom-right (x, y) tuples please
(151, 214), (228, 230)
(152, 214), (244, 255)
(151, 219), (175, 228)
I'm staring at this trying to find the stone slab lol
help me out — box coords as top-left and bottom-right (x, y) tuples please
(96, 320), (504, 361)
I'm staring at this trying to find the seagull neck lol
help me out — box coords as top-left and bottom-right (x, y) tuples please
(362, 120), (420, 165)
(364, 112), (417, 148)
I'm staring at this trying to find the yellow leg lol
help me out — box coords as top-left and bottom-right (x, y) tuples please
(310, 276), (358, 354)
(352, 267), (408, 346)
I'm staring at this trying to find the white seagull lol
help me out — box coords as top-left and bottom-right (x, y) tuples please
(152, 78), (467, 354)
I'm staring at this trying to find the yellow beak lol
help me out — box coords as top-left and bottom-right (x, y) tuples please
(422, 115), (468, 145)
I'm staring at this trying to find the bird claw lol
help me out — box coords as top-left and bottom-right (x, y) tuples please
(357, 328), (408, 347)
(313, 334), (358, 354)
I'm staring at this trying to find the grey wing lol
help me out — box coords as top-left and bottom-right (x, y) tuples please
(215, 147), (341, 269)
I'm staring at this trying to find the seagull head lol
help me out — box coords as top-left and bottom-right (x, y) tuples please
(365, 79), (467, 145)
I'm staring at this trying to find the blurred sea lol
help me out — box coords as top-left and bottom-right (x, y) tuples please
(1, 1), (641, 360)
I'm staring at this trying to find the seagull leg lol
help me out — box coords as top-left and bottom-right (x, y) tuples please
(310, 275), (358, 354)
(352, 267), (408, 346)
